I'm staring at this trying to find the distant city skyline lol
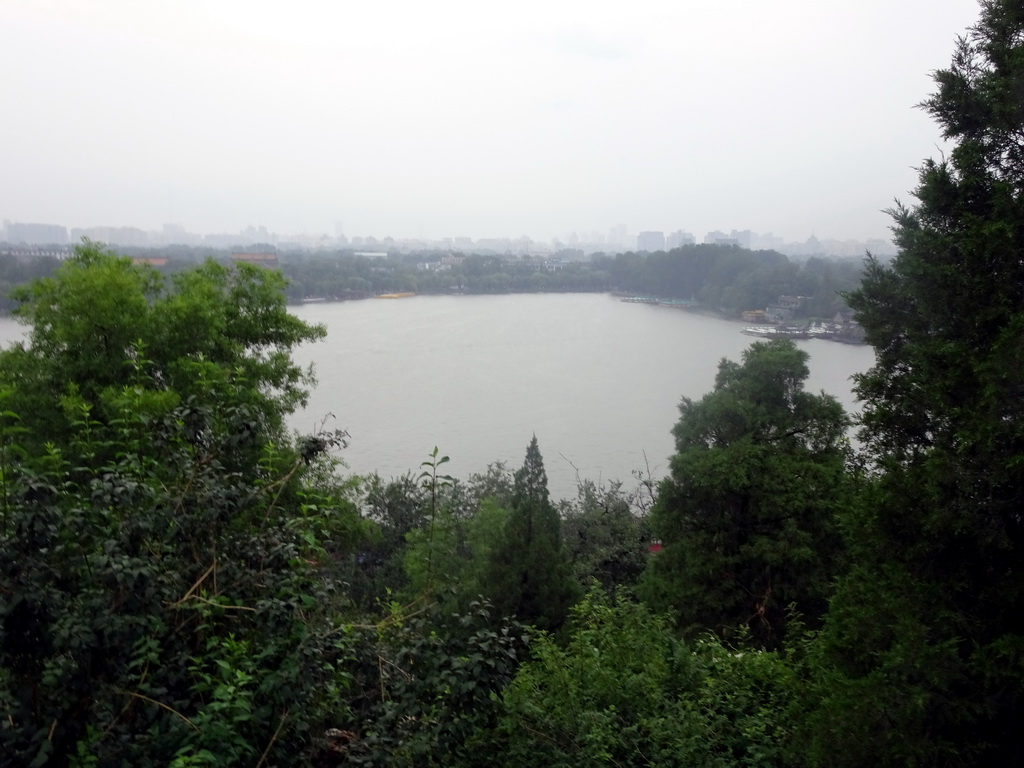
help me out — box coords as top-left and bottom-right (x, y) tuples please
(2, 217), (896, 258)
(0, 1), (979, 254)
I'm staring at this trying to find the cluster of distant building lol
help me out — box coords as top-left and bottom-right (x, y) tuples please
(2, 219), (897, 260)
(1, 221), (278, 250)
(632, 228), (896, 258)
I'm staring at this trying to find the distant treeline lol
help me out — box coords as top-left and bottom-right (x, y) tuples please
(279, 244), (864, 319)
(0, 254), (63, 313)
(1, 243), (865, 320)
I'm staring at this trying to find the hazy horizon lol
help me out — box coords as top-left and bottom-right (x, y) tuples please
(2, 1), (981, 243)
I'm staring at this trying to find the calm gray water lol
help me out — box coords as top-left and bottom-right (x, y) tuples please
(0, 294), (875, 501)
(288, 294), (875, 500)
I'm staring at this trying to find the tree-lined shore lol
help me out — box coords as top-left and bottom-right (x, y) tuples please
(2, 243), (865, 322)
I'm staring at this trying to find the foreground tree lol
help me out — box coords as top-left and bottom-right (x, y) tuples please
(811, 3), (1024, 763)
(0, 246), (363, 765)
(484, 437), (578, 632)
(643, 340), (850, 646)
(0, 242), (324, 461)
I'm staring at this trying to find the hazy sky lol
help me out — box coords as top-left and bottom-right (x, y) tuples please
(2, 0), (981, 243)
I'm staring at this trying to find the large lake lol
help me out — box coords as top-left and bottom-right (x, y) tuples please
(0, 294), (875, 501)
(288, 294), (874, 500)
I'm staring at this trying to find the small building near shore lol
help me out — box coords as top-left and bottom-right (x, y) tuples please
(132, 256), (169, 267)
(766, 295), (808, 322)
(230, 252), (278, 268)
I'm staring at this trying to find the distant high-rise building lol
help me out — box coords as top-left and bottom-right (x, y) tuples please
(636, 231), (665, 252)
(204, 232), (244, 247)
(4, 221), (68, 245)
(729, 229), (752, 249)
(750, 232), (784, 250)
(477, 237), (513, 253)
(608, 223), (628, 247)
(240, 225), (272, 245)
(161, 223), (201, 246)
(71, 226), (149, 247)
(666, 230), (695, 249)
(704, 230), (738, 246)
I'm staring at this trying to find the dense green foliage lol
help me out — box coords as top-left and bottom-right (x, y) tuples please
(0, 246), (363, 766)
(0, 402), (361, 766)
(399, 461), (652, 614)
(643, 340), (850, 646)
(1, 246), (323, 460)
(483, 590), (803, 768)
(340, 602), (530, 766)
(338, 472), (428, 611)
(559, 479), (654, 593)
(808, 2), (1024, 763)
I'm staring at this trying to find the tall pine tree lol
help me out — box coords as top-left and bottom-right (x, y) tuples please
(485, 437), (578, 632)
(812, 2), (1024, 764)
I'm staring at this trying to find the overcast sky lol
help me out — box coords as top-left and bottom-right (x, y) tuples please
(2, 0), (981, 243)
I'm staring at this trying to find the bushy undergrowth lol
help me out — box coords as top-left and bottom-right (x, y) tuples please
(477, 590), (806, 768)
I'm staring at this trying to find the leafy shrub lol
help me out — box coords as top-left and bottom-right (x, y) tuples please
(0, 400), (360, 766)
(480, 589), (804, 768)
(340, 601), (530, 767)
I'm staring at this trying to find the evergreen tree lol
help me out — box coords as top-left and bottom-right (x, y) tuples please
(485, 437), (578, 631)
(642, 340), (850, 647)
(812, 3), (1024, 763)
